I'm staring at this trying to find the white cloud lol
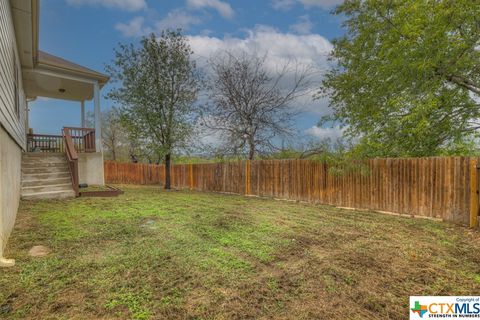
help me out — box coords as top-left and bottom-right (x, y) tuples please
(187, 26), (333, 115)
(305, 125), (344, 140)
(115, 11), (202, 37)
(66, 0), (146, 11)
(188, 25), (332, 68)
(296, 93), (331, 115)
(155, 10), (203, 31)
(112, 24), (334, 115)
(200, 29), (214, 36)
(194, 115), (225, 149)
(115, 17), (151, 37)
(299, 0), (343, 9)
(271, 0), (296, 10)
(271, 0), (342, 10)
(187, 0), (235, 19)
(290, 15), (313, 34)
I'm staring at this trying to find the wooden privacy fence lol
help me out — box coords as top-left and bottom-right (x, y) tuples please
(104, 157), (480, 227)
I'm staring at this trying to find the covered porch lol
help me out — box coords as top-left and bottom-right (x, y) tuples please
(22, 50), (109, 192)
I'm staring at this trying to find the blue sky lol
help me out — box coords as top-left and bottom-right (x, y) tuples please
(30, 0), (345, 144)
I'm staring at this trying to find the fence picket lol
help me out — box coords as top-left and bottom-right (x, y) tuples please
(104, 157), (479, 226)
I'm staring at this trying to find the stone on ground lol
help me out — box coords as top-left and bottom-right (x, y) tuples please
(28, 245), (51, 257)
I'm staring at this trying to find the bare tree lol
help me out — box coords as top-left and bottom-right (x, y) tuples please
(101, 107), (126, 161)
(86, 107), (130, 161)
(201, 51), (315, 160)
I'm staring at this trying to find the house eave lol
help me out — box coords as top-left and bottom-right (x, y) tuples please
(36, 60), (110, 87)
(11, 1), (109, 101)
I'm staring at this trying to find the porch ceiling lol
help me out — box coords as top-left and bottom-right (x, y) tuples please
(23, 51), (110, 102)
(23, 70), (96, 101)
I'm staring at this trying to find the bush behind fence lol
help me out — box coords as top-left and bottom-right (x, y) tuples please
(104, 157), (480, 226)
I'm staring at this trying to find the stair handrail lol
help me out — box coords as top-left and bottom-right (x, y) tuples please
(62, 127), (79, 197)
(62, 127), (96, 153)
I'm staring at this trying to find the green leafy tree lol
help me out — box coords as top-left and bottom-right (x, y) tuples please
(319, 0), (480, 157)
(107, 30), (199, 189)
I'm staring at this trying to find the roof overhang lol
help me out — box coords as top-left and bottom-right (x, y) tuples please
(10, 0), (110, 102)
(36, 51), (109, 85)
(23, 51), (109, 101)
(23, 68), (102, 101)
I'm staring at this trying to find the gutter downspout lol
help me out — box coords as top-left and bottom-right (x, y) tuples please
(0, 257), (15, 267)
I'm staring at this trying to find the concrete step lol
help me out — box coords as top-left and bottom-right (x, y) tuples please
(21, 183), (73, 194)
(21, 152), (75, 200)
(22, 162), (68, 169)
(22, 157), (66, 163)
(22, 153), (65, 158)
(22, 177), (72, 188)
(22, 160), (67, 166)
(23, 152), (64, 157)
(22, 166), (70, 174)
(22, 189), (75, 200)
(22, 172), (71, 181)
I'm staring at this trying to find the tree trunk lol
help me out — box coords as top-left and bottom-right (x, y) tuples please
(248, 141), (255, 160)
(130, 152), (138, 163)
(164, 153), (171, 189)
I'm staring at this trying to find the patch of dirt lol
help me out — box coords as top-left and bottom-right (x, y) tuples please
(48, 290), (86, 314)
(77, 240), (121, 264)
(212, 209), (251, 230)
(28, 245), (51, 257)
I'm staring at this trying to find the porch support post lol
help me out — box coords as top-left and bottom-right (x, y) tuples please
(80, 100), (85, 128)
(25, 101), (30, 133)
(93, 81), (102, 152)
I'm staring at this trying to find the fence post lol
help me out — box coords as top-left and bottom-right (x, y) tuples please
(245, 160), (251, 195)
(189, 163), (194, 190)
(470, 158), (479, 228)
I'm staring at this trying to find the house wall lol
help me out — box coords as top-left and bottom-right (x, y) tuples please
(78, 152), (105, 186)
(0, 1), (27, 259)
(0, 126), (21, 257)
(0, 0), (27, 149)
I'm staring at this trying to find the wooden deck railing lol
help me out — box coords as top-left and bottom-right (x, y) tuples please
(27, 128), (96, 153)
(62, 128), (79, 197)
(27, 134), (64, 153)
(64, 127), (96, 153)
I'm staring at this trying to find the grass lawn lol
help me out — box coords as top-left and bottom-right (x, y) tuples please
(2, 186), (480, 319)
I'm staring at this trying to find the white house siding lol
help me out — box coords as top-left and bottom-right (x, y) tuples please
(0, 0), (26, 148)
(0, 126), (21, 257)
(0, 0), (27, 258)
